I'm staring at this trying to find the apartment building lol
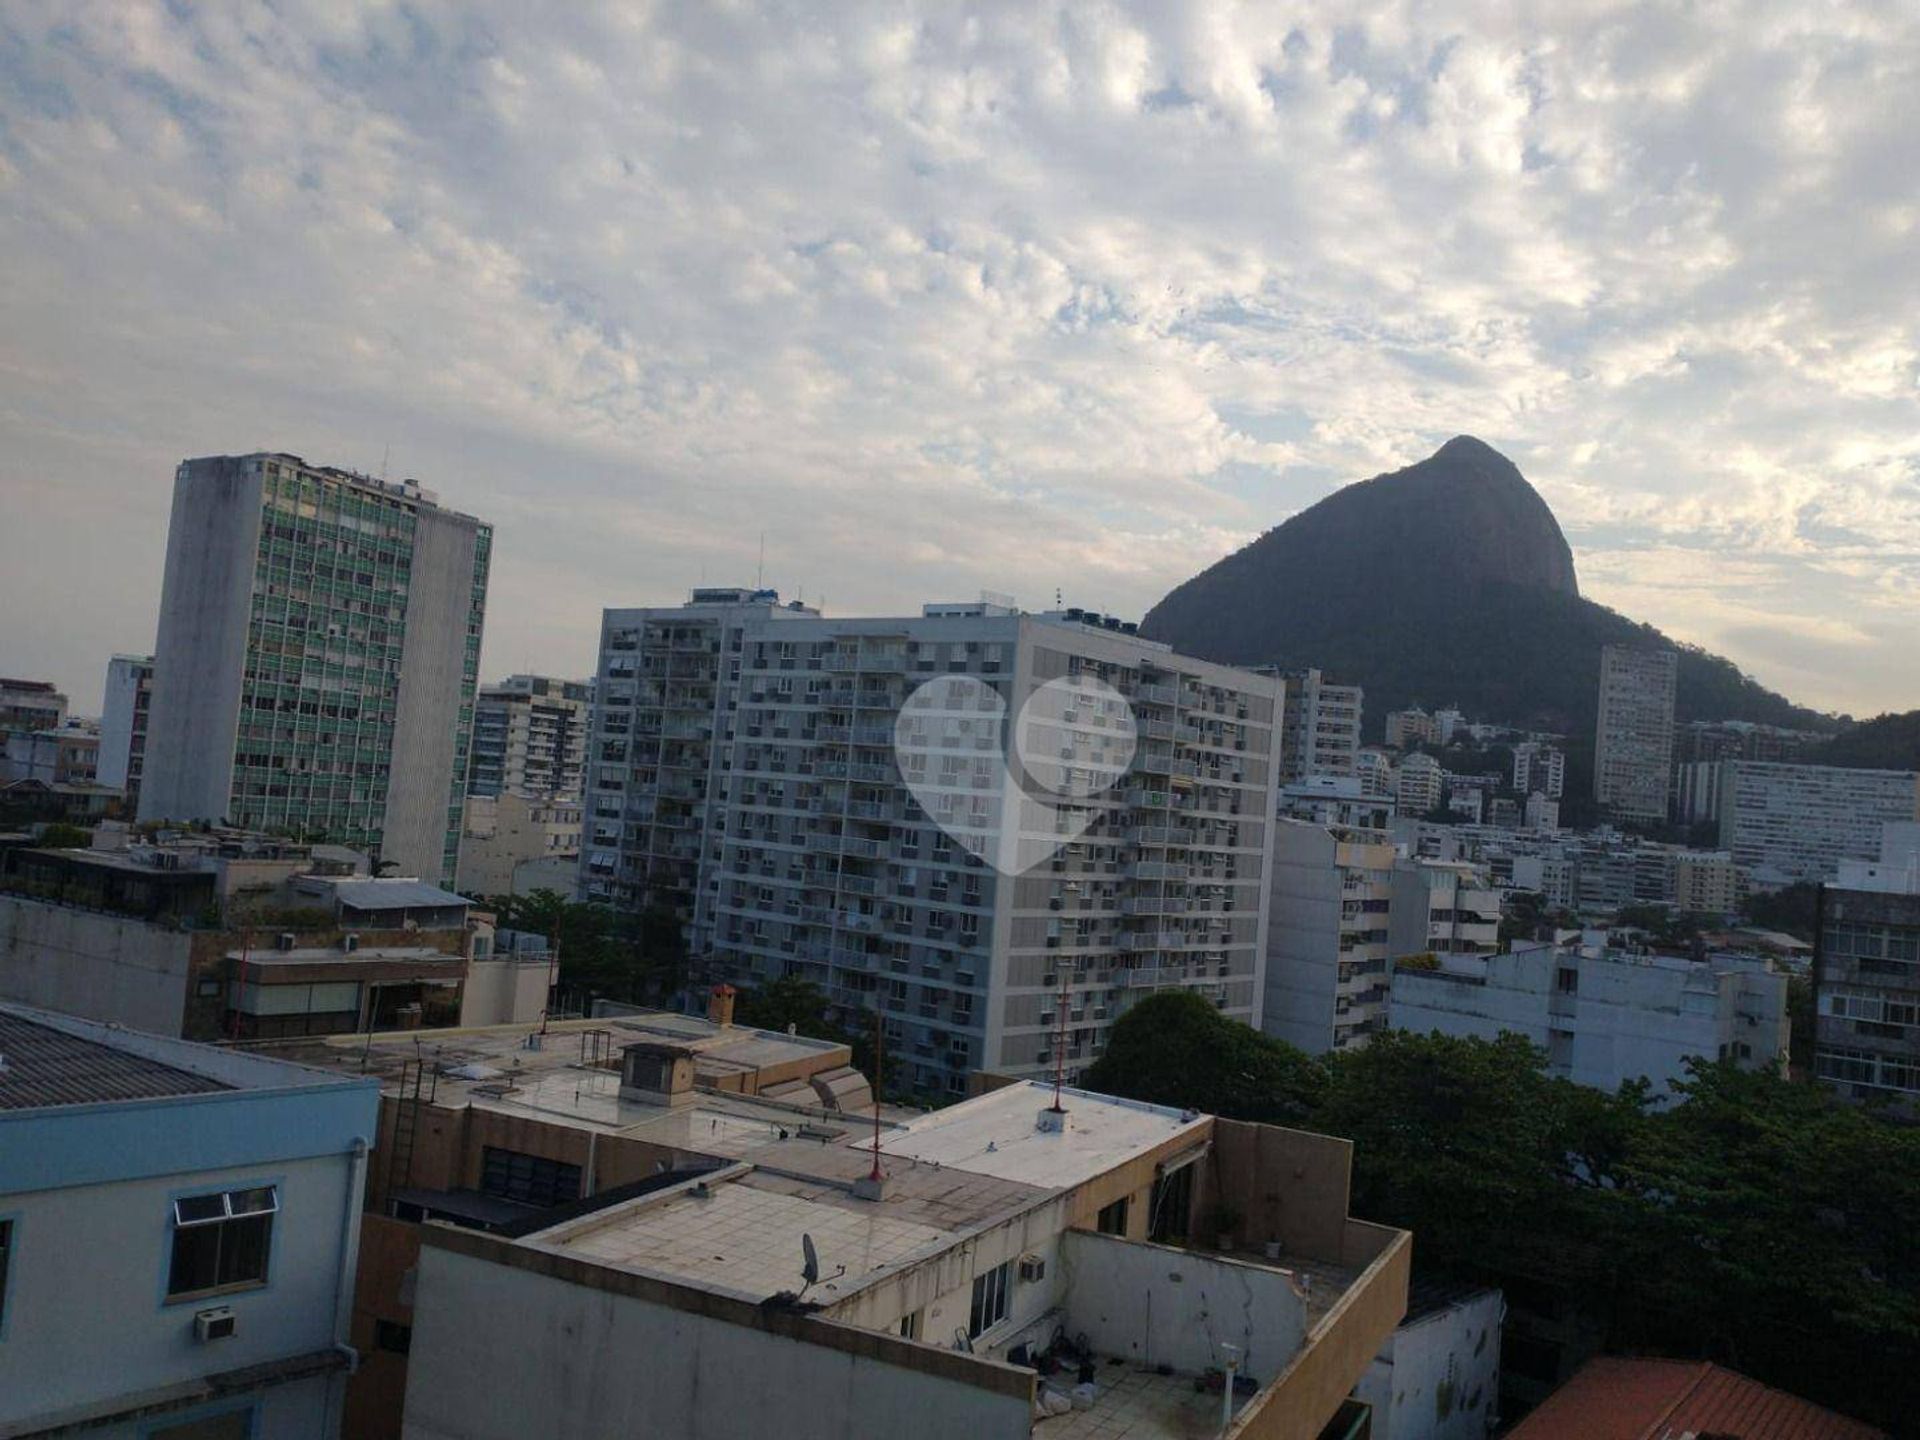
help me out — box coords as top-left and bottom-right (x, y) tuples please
(249, 995), (872, 1440)
(0, 1001), (379, 1438)
(1679, 719), (1827, 767)
(1672, 849), (1740, 915)
(98, 653), (155, 807)
(1718, 760), (1920, 887)
(1391, 936), (1788, 1097)
(1271, 667), (1362, 783)
(1511, 741), (1565, 800)
(0, 677), (66, 734)
(2, 721), (98, 786)
(455, 792), (583, 898)
(396, 1077), (1411, 1440)
(0, 830), (542, 1040)
(1262, 818), (1397, 1053)
(581, 592), (1282, 1095)
(469, 675), (591, 800)
(1814, 824), (1920, 1111)
(1384, 708), (1436, 750)
(1357, 746), (1396, 800)
(1593, 645), (1677, 824)
(138, 453), (492, 885)
(1388, 859), (1501, 964)
(1397, 751), (1443, 816)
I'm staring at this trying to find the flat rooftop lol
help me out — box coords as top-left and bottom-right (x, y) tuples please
(248, 1014), (858, 1125)
(551, 1173), (956, 1305)
(877, 1082), (1207, 1188)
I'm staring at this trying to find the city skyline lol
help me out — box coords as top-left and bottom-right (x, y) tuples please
(4, 4), (1919, 718)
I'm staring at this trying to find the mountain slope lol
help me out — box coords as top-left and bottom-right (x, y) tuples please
(1809, 711), (1920, 771)
(1141, 437), (1830, 739)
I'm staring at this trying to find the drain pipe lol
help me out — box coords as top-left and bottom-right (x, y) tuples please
(327, 1135), (370, 1429)
(1219, 1343), (1241, 1435)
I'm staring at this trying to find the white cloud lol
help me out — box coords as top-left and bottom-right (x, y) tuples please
(0, 0), (1916, 717)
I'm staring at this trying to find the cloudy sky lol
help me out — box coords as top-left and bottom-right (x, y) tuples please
(2, 2), (1916, 718)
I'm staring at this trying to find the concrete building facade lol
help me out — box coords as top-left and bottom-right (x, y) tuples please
(1593, 645), (1677, 825)
(469, 675), (591, 800)
(1511, 741), (1565, 800)
(1272, 668), (1362, 784)
(394, 1078), (1410, 1440)
(138, 453), (492, 885)
(0, 678), (66, 735)
(582, 592), (1282, 1094)
(97, 654), (155, 805)
(0, 1001), (379, 1438)
(1396, 752), (1442, 817)
(0, 833), (539, 1041)
(455, 792), (582, 898)
(1718, 760), (1920, 888)
(1261, 819), (1397, 1054)
(1390, 937), (1789, 1096)
(1814, 826), (1920, 1112)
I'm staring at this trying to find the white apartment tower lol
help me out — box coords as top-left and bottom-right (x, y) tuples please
(582, 592), (1282, 1096)
(138, 453), (491, 884)
(470, 674), (592, 799)
(1273, 668), (1362, 784)
(1262, 819), (1397, 1053)
(1512, 741), (1565, 800)
(1593, 645), (1677, 824)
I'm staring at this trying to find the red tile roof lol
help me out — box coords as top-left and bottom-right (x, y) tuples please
(1506, 1357), (1885, 1440)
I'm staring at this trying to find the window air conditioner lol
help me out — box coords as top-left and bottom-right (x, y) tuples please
(194, 1307), (238, 1342)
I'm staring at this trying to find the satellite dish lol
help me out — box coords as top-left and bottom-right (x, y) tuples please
(801, 1233), (820, 1287)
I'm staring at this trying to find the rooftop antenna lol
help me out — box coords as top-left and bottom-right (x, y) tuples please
(1039, 973), (1069, 1131)
(757, 532), (766, 589)
(380, 443), (390, 481)
(797, 1232), (844, 1298)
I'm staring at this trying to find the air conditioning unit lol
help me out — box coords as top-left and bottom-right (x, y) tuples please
(194, 1307), (237, 1342)
(276, 933), (297, 952)
(1018, 1254), (1046, 1283)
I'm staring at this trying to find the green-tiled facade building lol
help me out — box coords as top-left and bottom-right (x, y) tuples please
(139, 454), (491, 884)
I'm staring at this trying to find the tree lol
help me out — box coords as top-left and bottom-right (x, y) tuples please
(1082, 991), (1323, 1126)
(37, 822), (91, 848)
(488, 891), (683, 1006)
(1742, 882), (1820, 941)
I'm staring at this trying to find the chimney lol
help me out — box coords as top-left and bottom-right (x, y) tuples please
(708, 983), (736, 1028)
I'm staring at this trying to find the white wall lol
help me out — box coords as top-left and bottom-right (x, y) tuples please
(1357, 1290), (1504, 1440)
(459, 957), (550, 1027)
(1263, 823), (1342, 1054)
(0, 898), (190, 1033)
(1057, 1231), (1306, 1385)
(0, 1153), (351, 1429)
(401, 1247), (1033, 1440)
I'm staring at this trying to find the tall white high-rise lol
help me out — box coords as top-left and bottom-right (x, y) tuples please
(581, 591), (1283, 1096)
(138, 453), (491, 883)
(1593, 645), (1677, 824)
(470, 675), (592, 799)
(1272, 668), (1362, 783)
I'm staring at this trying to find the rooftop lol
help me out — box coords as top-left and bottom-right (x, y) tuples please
(1506, 1357), (1884, 1440)
(0, 1002), (350, 1110)
(311, 877), (470, 910)
(247, 1013), (860, 1125)
(0, 1011), (231, 1110)
(876, 1082), (1207, 1189)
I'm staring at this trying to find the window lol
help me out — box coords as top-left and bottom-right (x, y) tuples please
(1096, 1197), (1129, 1235)
(968, 1260), (1011, 1338)
(167, 1186), (277, 1300)
(149, 1407), (255, 1439)
(480, 1147), (581, 1208)
(898, 1310), (921, 1341)
(375, 1319), (413, 1355)
(0, 1218), (12, 1332)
